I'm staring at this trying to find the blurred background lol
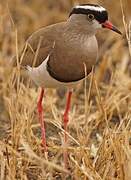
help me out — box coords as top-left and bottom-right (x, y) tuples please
(0, 0), (131, 81)
(0, 0), (131, 60)
(0, 0), (131, 46)
(0, 0), (131, 179)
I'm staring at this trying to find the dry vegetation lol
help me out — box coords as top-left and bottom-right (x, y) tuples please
(0, 0), (131, 179)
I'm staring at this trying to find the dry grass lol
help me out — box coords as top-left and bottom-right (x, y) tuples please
(0, 0), (131, 179)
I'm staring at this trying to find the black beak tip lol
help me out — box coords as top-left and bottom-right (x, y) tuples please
(111, 25), (122, 35)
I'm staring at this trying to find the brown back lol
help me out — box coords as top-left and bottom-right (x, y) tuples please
(13, 21), (98, 82)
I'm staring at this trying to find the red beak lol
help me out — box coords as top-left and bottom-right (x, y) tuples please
(102, 20), (122, 35)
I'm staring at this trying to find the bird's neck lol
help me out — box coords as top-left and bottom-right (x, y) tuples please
(66, 17), (97, 37)
(62, 22), (96, 46)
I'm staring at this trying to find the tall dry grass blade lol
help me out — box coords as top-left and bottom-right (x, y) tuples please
(120, 0), (131, 56)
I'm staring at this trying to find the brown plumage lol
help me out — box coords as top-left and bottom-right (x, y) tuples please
(12, 4), (121, 165)
(13, 16), (98, 83)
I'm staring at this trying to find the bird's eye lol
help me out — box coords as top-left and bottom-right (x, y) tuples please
(87, 14), (95, 21)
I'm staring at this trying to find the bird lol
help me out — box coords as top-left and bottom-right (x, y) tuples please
(12, 4), (122, 168)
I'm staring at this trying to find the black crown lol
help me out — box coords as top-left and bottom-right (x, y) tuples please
(69, 4), (108, 23)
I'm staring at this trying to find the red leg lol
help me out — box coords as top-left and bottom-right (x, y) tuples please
(37, 88), (48, 158)
(63, 90), (73, 168)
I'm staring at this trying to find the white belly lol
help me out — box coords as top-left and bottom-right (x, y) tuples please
(27, 54), (83, 89)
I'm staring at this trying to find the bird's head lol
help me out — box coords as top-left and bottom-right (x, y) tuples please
(69, 4), (122, 35)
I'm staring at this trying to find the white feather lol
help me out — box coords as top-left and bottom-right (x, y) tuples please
(27, 54), (83, 89)
(75, 5), (106, 12)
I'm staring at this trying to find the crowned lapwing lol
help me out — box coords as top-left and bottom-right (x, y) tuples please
(12, 4), (121, 168)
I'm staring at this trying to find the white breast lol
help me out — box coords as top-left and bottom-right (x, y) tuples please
(27, 54), (83, 89)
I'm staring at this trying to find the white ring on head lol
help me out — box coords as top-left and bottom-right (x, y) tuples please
(75, 5), (106, 12)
